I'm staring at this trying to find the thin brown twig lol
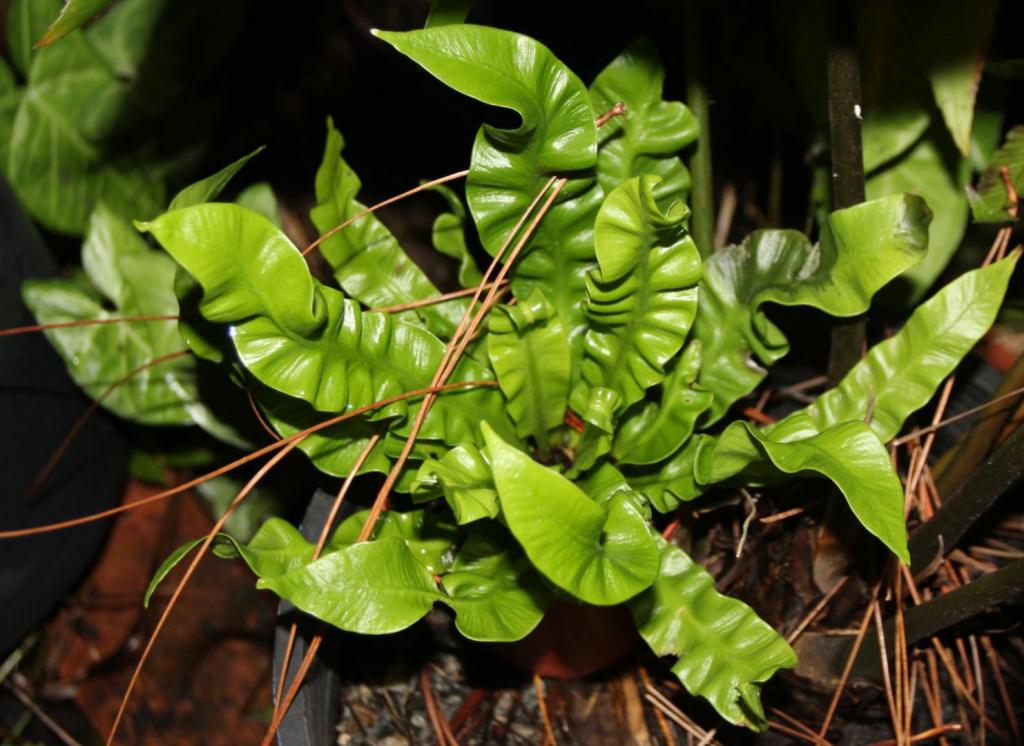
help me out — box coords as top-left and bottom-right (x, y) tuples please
(768, 707), (828, 744)
(534, 674), (557, 746)
(637, 667), (676, 746)
(107, 439), (303, 745)
(3, 680), (83, 746)
(817, 582), (881, 742)
(874, 598), (902, 745)
(891, 384), (1024, 446)
(760, 506), (806, 524)
(356, 178), (564, 545)
(374, 281), (507, 314)
(0, 314), (179, 338)
(273, 435), (380, 720)
(302, 169), (470, 258)
(869, 722), (964, 745)
(422, 667), (458, 746)
(29, 350), (191, 495)
(245, 384), (278, 440)
(787, 575), (849, 644)
(980, 635), (1020, 744)
(0, 380), (495, 540)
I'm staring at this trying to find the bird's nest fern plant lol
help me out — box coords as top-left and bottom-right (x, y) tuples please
(21, 23), (1020, 731)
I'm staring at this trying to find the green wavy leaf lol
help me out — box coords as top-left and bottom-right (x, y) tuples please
(483, 423), (659, 605)
(589, 39), (697, 203)
(375, 24), (601, 361)
(613, 340), (711, 466)
(630, 539), (797, 730)
(697, 420), (908, 562)
(623, 435), (707, 513)
(311, 118), (464, 336)
(139, 203), (516, 450)
(331, 509), (459, 574)
(411, 443), (498, 524)
(695, 194), (930, 424)
(571, 175), (701, 416)
(770, 252), (1021, 444)
(441, 524), (550, 641)
(22, 203), (196, 425)
(487, 289), (570, 446)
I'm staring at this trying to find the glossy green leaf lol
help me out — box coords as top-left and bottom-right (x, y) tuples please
(235, 183), (282, 227)
(624, 435), (707, 513)
(441, 524), (550, 641)
(375, 24), (602, 357)
(589, 39), (697, 203)
(487, 289), (570, 446)
(613, 341), (712, 465)
(769, 252), (1021, 445)
(696, 421), (909, 562)
(144, 538), (203, 608)
(36, 0), (114, 47)
(970, 125), (1024, 224)
(867, 133), (969, 305)
(920, 0), (998, 157)
(22, 203), (196, 424)
(483, 424), (659, 605)
(630, 539), (797, 730)
(312, 118), (464, 336)
(1, 0), (166, 233)
(331, 509), (458, 574)
(139, 203), (516, 448)
(259, 537), (440, 635)
(168, 147), (265, 212)
(572, 176), (701, 414)
(254, 385), (392, 478)
(411, 443), (498, 524)
(213, 518), (317, 579)
(429, 183), (483, 287)
(695, 194), (930, 424)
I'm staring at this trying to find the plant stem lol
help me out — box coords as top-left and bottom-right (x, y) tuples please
(825, 1), (867, 382)
(685, 0), (714, 259)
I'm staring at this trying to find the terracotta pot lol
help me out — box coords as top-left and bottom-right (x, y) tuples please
(492, 600), (640, 679)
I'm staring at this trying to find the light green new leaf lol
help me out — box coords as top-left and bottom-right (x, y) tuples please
(1, 0), (165, 233)
(375, 24), (601, 357)
(311, 118), (463, 336)
(259, 537), (440, 635)
(483, 424), (659, 605)
(572, 175), (701, 414)
(769, 252), (1021, 445)
(487, 289), (570, 446)
(411, 443), (498, 524)
(144, 537), (203, 608)
(22, 203), (195, 424)
(36, 0), (114, 47)
(235, 183), (282, 227)
(139, 203), (516, 449)
(867, 133), (969, 304)
(212, 518), (317, 580)
(696, 194), (929, 424)
(441, 524), (550, 641)
(630, 539), (797, 730)
(589, 39), (698, 202)
(970, 126), (1024, 223)
(168, 146), (265, 212)
(429, 183), (483, 287)
(613, 341), (712, 465)
(696, 421), (909, 562)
